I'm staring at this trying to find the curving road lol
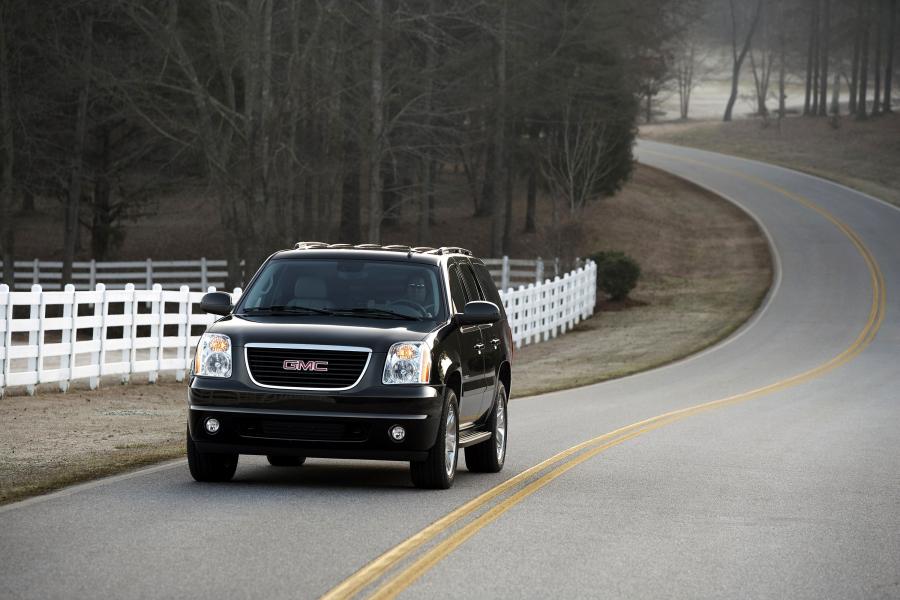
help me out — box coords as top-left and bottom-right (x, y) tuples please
(2, 141), (898, 599)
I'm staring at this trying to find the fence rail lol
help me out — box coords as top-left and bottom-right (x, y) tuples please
(0, 258), (236, 291)
(0, 261), (595, 395)
(0, 255), (569, 292)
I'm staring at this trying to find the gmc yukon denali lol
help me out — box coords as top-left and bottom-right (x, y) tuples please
(187, 243), (513, 489)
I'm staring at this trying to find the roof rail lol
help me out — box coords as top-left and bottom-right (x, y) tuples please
(291, 242), (474, 257)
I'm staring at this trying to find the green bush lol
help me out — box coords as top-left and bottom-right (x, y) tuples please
(588, 251), (641, 301)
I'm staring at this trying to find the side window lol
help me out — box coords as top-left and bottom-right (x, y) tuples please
(459, 263), (483, 302)
(447, 265), (468, 313)
(473, 263), (503, 307)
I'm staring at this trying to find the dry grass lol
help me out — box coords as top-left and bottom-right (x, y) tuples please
(0, 382), (186, 504)
(641, 113), (900, 207)
(512, 167), (771, 397)
(1, 165), (772, 504)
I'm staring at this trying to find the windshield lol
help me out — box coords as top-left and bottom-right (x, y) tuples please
(236, 258), (446, 321)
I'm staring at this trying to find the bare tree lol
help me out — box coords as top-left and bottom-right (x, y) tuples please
(61, 13), (93, 284)
(749, 1), (776, 116)
(0, 1), (13, 286)
(885, 0), (897, 112)
(817, 0), (830, 116)
(724, 0), (763, 122)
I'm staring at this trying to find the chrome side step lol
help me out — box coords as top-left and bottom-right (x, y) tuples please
(458, 430), (491, 448)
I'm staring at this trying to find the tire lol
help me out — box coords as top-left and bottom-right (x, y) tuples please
(266, 455), (306, 467)
(186, 425), (238, 482)
(465, 383), (508, 473)
(410, 388), (459, 489)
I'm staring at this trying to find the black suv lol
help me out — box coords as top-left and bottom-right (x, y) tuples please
(187, 243), (512, 489)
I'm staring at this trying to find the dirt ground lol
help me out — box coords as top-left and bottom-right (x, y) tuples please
(641, 113), (900, 208)
(0, 165), (772, 504)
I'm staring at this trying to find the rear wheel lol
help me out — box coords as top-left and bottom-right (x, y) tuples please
(410, 388), (459, 489)
(266, 455), (306, 467)
(187, 426), (238, 482)
(465, 384), (507, 473)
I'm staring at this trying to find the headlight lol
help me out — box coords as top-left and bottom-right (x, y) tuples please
(193, 333), (232, 378)
(383, 342), (431, 384)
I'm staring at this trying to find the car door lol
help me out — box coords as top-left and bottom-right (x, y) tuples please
(447, 261), (487, 423)
(470, 260), (506, 412)
(459, 261), (500, 414)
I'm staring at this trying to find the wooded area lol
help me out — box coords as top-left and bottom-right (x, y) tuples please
(0, 0), (896, 287)
(0, 0), (698, 286)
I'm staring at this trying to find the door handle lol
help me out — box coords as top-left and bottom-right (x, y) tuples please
(474, 343), (485, 352)
(490, 338), (500, 347)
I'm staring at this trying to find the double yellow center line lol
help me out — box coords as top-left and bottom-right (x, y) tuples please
(322, 151), (887, 600)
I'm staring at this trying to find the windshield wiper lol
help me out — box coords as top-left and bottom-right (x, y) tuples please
(333, 307), (421, 321)
(240, 305), (334, 316)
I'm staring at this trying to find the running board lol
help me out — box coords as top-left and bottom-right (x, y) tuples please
(458, 430), (491, 448)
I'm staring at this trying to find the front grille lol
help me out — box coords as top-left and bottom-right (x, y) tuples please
(238, 419), (368, 442)
(245, 346), (370, 389)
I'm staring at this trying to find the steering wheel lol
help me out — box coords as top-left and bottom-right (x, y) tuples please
(389, 299), (429, 317)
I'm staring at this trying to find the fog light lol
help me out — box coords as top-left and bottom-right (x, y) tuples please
(389, 425), (406, 442)
(204, 418), (221, 434)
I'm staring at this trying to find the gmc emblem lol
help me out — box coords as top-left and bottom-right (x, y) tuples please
(282, 359), (329, 372)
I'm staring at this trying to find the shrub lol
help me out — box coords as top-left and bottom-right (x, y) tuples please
(588, 251), (641, 301)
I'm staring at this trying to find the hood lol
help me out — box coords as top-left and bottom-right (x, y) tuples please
(207, 314), (444, 353)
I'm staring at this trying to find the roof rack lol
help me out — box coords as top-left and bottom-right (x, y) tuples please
(292, 242), (473, 257)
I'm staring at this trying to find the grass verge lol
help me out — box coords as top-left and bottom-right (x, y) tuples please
(641, 114), (900, 208)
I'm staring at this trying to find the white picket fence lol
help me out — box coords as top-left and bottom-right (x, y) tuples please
(0, 261), (595, 395)
(500, 261), (596, 347)
(0, 258), (236, 291)
(0, 255), (566, 292)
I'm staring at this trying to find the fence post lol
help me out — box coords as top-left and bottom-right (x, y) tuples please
(501, 256), (510, 292)
(554, 257), (560, 278)
(145, 258), (153, 289)
(60, 284), (76, 392)
(0, 284), (9, 397)
(89, 259), (97, 289)
(149, 283), (164, 384)
(176, 285), (190, 382)
(536, 257), (544, 284)
(124, 283), (138, 383)
(200, 257), (208, 290)
(32, 259), (39, 286)
(25, 284), (41, 395)
(91, 283), (106, 389)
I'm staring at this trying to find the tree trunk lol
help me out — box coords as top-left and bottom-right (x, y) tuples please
(478, 143), (494, 217)
(0, 4), (15, 287)
(885, 0), (897, 112)
(91, 127), (113, 260)
(811, 0), (820, 115)
(872, 0), (884, 115)
(849, 0), (863, 113)
(778, 0), (786, 120)
(340, 135), (361, 243)
(858, 3), (870, 118)
(62, 14), (93, 284)
(524, 166), (536, 233)
(724, 0), (763, 122)
(367, 0), (384, 243)
(830, 72), (840, 114)
(490, 0), (507, 257)
(817, 0), (830, 116)
(804, 0), (817, 115)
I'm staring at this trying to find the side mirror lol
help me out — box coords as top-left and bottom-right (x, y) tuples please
(457, 301), (501, 326)
(200, 292), (233, 316)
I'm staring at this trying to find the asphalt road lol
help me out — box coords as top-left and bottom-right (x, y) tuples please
(2, 141), (898, 600)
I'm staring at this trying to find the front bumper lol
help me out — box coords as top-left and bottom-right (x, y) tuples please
(188, 377), (444, 461)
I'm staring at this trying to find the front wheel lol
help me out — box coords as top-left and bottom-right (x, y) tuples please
(187, 426), (238, 482)
(465, 384), (507, 473)
(410, 388), (459, 489)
